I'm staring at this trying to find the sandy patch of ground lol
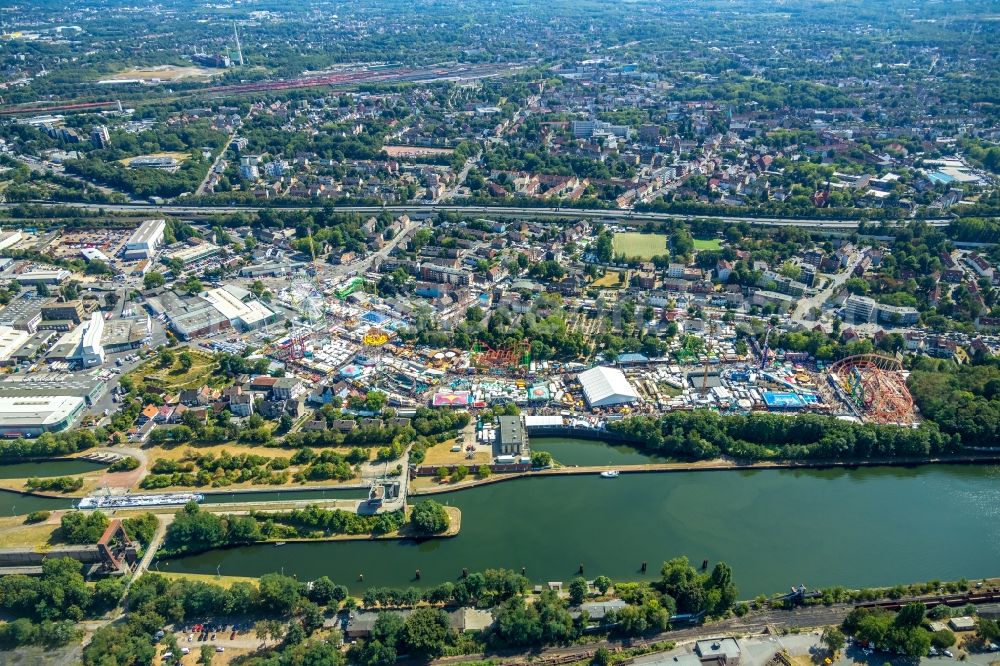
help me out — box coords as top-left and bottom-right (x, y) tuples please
(118, 151), (192, 167)
(108, 65), (218, 81)
(98, 466), (145, 489)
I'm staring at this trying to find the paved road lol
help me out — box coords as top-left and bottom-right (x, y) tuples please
(434, 157), (476, 203)
(0, 201), (952, 229)
(791, 252), (866, 324)
(325, 214), (417, 281)
(195, 109), (254, 196)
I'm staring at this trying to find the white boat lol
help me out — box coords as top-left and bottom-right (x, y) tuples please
(600, 470), (620, 478)
(274, 542), (286, 547)
(76, 492), (205, 510)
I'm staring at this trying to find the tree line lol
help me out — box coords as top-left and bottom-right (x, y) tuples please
(608, 411), (958, 461)
(0, 428), (104, 462)
(907, 357), (1000, 448)
(161, 500), (449, 557)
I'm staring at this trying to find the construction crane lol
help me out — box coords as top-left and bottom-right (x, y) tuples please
(760, 324), (774, 370)
(701, 320), (718, 396)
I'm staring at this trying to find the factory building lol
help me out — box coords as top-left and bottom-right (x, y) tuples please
(0, 229), (23, 252)
(80, 312), (106, 367)
(0, 295), (48, 333)
(41, 301), (85, 325)
(496, 415), (527, 455)
(0, 325), (31, 366)
(80, 247), (112, 264)
(200, 285), (278, 331)
(0, 375), (106, 407)
(165, 241), (221, 265)
(16, 269), (71, 286)
(124, 219), (166, 260)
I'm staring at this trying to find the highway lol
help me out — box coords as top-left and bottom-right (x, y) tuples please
(0, 201), (953, 229)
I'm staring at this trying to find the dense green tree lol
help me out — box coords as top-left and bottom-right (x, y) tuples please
(822, 626), (846, 654)
(569, 577), (588, 605)
(257, 573), (302, 615)
(403, 607), (451, 659)
(410, 500), (450, 535)
(60, 511), (110, 544)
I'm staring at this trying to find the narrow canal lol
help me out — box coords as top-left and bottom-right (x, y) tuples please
(0, 488), (74, 515)
(158, 464), (1000, 596)
(0, 459), (107, 480)
(202, 486), (370, 504)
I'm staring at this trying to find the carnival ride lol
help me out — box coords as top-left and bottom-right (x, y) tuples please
(828, 353), (914, 424)
(471, 340), (531, 372)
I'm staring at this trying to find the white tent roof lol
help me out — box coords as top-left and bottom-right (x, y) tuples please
(578, 366), (638, 407)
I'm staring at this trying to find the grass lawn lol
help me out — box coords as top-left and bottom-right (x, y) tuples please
(129, 348), (229, 391)
(693, 237), (722, 251)
(591, 270), (628, 288)
(614, 232), (668, 260)
(135, 442), (381, 493)
(421, 442), (491, 467)
(144, 442), (370, 463)
(0, 471), (107, 498)
(0, 514), (63, 549)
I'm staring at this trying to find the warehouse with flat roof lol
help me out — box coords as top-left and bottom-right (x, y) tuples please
(496, 415), (527, 455)
(0, 395), (87, 436)
(80, 312), (105, 367)
(0, 295), (48, 333)
(0, 325), (31, 366)
(8, 330), (57, 365)
(16, 269), (71, 286)
(165, 241), (221, 265)
(0, 374), (106, 406)
(201, 285), (278, 331)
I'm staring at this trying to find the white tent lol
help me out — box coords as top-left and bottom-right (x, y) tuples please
(578, 366), (638, 407)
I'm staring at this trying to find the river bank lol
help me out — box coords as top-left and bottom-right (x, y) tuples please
(410, 449), (1000, 495)
(3, 447), (999, 502)
(156, 464), (1000, 596)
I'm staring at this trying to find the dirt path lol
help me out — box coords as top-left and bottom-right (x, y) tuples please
(92, 446), (149, 490)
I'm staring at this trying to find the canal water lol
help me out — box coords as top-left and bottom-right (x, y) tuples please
(202, 486), (370, 504)
(532, 437), (671, 466)
(0, 488), (74, 515)
(0, 459), (107, 480)
(158, 464), (1000, 596)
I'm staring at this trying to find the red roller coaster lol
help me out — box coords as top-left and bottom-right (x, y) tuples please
(829, 354), (914, 424)
(472, 340), (531, 372)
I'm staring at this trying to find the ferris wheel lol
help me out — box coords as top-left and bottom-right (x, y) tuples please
(287, 275), (327, 324)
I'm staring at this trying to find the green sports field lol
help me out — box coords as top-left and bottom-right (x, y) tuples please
(613, 232), (669, 260)
(692, 237), (722, 251)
